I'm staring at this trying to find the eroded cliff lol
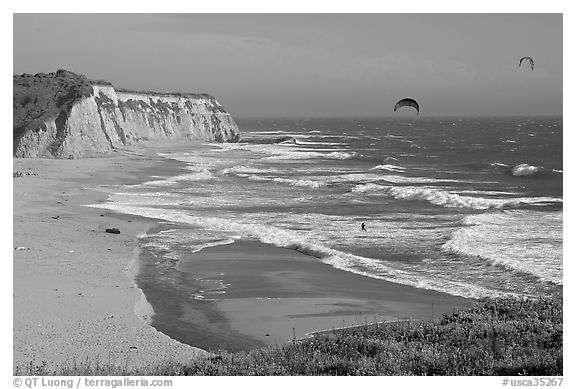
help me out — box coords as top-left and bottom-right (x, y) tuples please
(13, 70), (241, 158)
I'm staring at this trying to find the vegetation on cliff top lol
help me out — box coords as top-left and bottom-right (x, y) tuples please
(115, 87), (215, 100)
(18, 297), (562, 376)
(13, 70), (96, 141)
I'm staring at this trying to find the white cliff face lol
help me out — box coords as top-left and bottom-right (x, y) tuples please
(14, 118), (59, 158)
(14, 85), (240, 158)
(59, 97), (114, 158)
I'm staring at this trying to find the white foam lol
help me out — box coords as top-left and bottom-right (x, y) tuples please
(319, 254), (515, 300)
(215, 143), (357, 161)
(265, 150), (357, 161)
(512, 163), (539, 176)
(371, 164), (406, 173)
(105, 193), (185, 207)
(86, 202), (510, 299)
(246, 172), (408, 187)
(219, 165), (282, 175)
(455, 189), (522, 196)
(313, 173), (384, 184)
(352, 184), (562, 210)
(441, 211), (562, 284)
(294, 140), (346, 146)
(378, 175), (462, 185)
(140, 169), (214, 186)
(245, 175), (325, 189)
(192, 239), (235, 253)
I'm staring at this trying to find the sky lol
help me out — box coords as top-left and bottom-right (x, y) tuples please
(13, 13), (562, 118)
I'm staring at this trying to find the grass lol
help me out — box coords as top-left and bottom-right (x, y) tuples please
(16, 296), (562, 376)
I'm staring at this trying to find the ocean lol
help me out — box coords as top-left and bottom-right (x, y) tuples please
(90, 116), (562, 349)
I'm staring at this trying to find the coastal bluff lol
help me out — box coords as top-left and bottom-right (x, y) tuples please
(13, 70), (241, 158)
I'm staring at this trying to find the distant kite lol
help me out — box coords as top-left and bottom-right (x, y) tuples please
(519, 56), (534, 70)
(394, 98), (419, 115)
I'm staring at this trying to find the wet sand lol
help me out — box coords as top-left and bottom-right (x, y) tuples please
(141, 239), (474, 350)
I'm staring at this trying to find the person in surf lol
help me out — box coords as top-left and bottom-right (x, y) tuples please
(361, 222), (366, 231)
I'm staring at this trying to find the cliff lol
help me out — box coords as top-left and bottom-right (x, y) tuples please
(13, 70), (241, 158)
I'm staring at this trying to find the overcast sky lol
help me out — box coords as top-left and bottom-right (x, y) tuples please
(13, 13), (562, 118)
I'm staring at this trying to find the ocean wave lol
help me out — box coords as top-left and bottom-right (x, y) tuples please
(376, 175), (462, 185)
(352, 183), (386, 193)
(216, 143), (357, 161)
(141, 169), (214, 186)
(352, 184), (562, 210)
(323, 173), (384, 184)
(512, 163), (539, 176)
(190, 238), (236, 253)
(454, 189), (522, 196)
(238, 172), (386, 187)
(219, 165), (282, 175)
(370, 164), (406, 173)
(104, 193), (185, 207)
(87, 202), (512, 299)
(441, 212), (562, 285)
(265, 150), (357, 161)
(509, 164), (562, 178)
(490, 162), (510, 168)
(245, 136), (296, 145)
(252, 176), (325, 189)
(478, 162), (562, 179)
(294, 140), (347, 146)
(143, 234), (236, 256)
(322, 151), (357, 160)
(240, 172), (436, 188)
(226, 173), (327, 189)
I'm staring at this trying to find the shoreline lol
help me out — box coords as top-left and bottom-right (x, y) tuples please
(14, 140), (474, 369)
(13, 143), (208, 373)
(128, 246), (155, 326)
(139, 235), (473, 351)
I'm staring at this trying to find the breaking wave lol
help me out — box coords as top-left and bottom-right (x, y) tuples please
(87, 202), (512, 299)
(216, 143), (357, 161)
(140, 169), (214, 186)
(219, 165), (282, 175)
(245, 175), (325, 189)
(370, 164), (406, 173)
(441, 212), (562, 285)
(352, 184), (562, 210)
(512, 163), (539, 176)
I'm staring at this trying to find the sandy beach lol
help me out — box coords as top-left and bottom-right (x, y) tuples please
(12, 144), (208, 373)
